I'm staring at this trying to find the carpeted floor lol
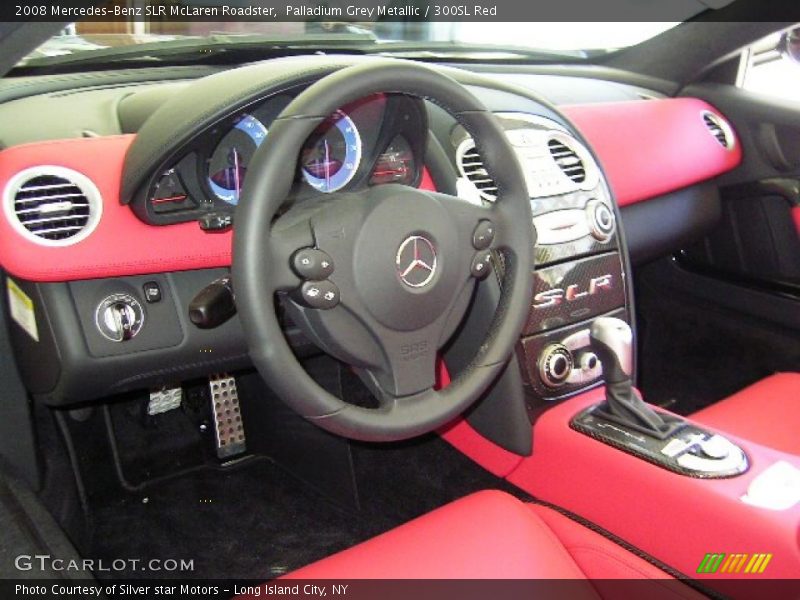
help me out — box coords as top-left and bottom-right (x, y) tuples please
(82, 433), (518, 580)
(635, 263), (800, 415)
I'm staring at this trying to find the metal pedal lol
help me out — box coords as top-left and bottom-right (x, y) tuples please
(147, 385), (183, 416)
(209, 374), (246, 459)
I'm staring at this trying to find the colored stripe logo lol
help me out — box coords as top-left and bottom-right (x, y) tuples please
(697, 553), (772, 574)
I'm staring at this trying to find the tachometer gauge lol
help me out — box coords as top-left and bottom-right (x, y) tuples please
(301, 111), (361, 193)
(207, 114), (267, 205)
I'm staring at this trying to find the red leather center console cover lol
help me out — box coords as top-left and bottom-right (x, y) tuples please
(690, 372), (800, 455)
(440, 363), (800, 586)
(502, 391), (800, 581)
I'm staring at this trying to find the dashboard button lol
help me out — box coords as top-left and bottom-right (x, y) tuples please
(538, 343), (574, 388)
(472, 220), (495, 250)
(533, 209), (590, 245)
(142, 281), (162, 304)
(199, 212), (233, 232)
(300, 281), (340, 310)
(586, 200), (616, 242)
(292, 248), (334, 281)
(699, 435), (731, 460)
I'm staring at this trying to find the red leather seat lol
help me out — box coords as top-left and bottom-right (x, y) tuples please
(691, 372), (800, 455)
(268, 490), (704, 599)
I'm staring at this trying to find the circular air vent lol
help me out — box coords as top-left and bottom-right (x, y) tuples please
(701, 111), (734, 150)
(3, 166), (102, 246)
(455, 140), (497, 201)
(548, 137), (587, 184)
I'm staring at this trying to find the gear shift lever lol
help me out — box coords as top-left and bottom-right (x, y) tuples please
(572, 317), (745, 476)
(590, 317), (677, 437)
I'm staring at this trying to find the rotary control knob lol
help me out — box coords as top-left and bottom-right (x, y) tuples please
(95, 293), (145, 342)
(585, 199), (616, 242)
(579, 351), (600, 372)
(538, 343), (574, 388)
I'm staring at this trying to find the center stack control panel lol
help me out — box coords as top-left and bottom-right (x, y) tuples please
(457, 113), (629, 402)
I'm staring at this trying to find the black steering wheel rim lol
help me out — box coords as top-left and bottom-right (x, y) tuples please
(233, 59), (534, 441)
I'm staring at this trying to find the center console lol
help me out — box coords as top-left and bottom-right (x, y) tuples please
(441, 112), (632, 454)
(461, 114), (631, 404)
(571, 317), (749, 478)
(441, 111), (800, 594)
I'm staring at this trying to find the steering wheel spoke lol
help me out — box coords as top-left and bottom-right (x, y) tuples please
(357, 328), (440, 400)
(266, 218), (316, 292)
(425, 190), (504, 280)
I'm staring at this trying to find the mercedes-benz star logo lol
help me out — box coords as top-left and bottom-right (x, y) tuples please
(396, 235), (437, 288)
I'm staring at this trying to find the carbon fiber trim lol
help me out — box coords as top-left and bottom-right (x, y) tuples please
(571, 405), (749, 479)
(525, 252), (626, 336)
(518, 308), (627, 401)
(532, 191), (619, 267)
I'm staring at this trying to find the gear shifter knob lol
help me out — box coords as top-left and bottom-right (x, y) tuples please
(589, 317), (633, 384)
(589, 316), (674, 436)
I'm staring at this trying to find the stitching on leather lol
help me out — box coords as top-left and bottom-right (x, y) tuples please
(0, 133), (134, 151)
(525, 500), (727, 600)
(566, 545), (706, 600)
(0, 66), (207, 95)
(568, 544), (658, 579)
(14, 252), (231, 278)
(521, 505), (596, 581)
(106, 352), (250, 390)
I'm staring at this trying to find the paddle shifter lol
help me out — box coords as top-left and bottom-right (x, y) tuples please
(572, 319), (748, 477)
(589, 317), (670, 436)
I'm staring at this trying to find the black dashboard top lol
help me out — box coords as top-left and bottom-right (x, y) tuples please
(0, 60), (659, 150)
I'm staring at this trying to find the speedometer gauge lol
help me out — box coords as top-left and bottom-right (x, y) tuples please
(207, 114), (267, 205)
(301, 111), (361, 193)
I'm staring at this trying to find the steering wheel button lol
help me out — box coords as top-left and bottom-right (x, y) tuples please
(472, 221), (495, 250)
(300, 280), (340, 310)
(292, 248), (335, 280)
(470, 251), (493, 279)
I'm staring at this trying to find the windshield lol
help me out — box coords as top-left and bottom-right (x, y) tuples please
(21, 18), (679, 66)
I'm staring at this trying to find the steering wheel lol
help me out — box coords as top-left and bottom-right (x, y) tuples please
(233, 59), (534, 442)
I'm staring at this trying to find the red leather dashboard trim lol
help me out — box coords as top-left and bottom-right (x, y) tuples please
(0, 132), (438, 283)
(0, 98), (741, 282)
(562, 98), (742, 207)
(0, 135), (234, 282)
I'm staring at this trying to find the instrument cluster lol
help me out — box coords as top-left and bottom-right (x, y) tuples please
(144, 92), (427, 225)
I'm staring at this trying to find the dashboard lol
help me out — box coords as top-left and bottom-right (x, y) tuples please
(0, 55), (742, 407)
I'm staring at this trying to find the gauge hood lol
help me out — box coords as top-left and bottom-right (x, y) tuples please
(120, 55), (356, 206)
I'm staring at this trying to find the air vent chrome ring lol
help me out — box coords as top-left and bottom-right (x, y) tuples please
(3, 165), (103, 247)
(701, 110), (735, 151)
